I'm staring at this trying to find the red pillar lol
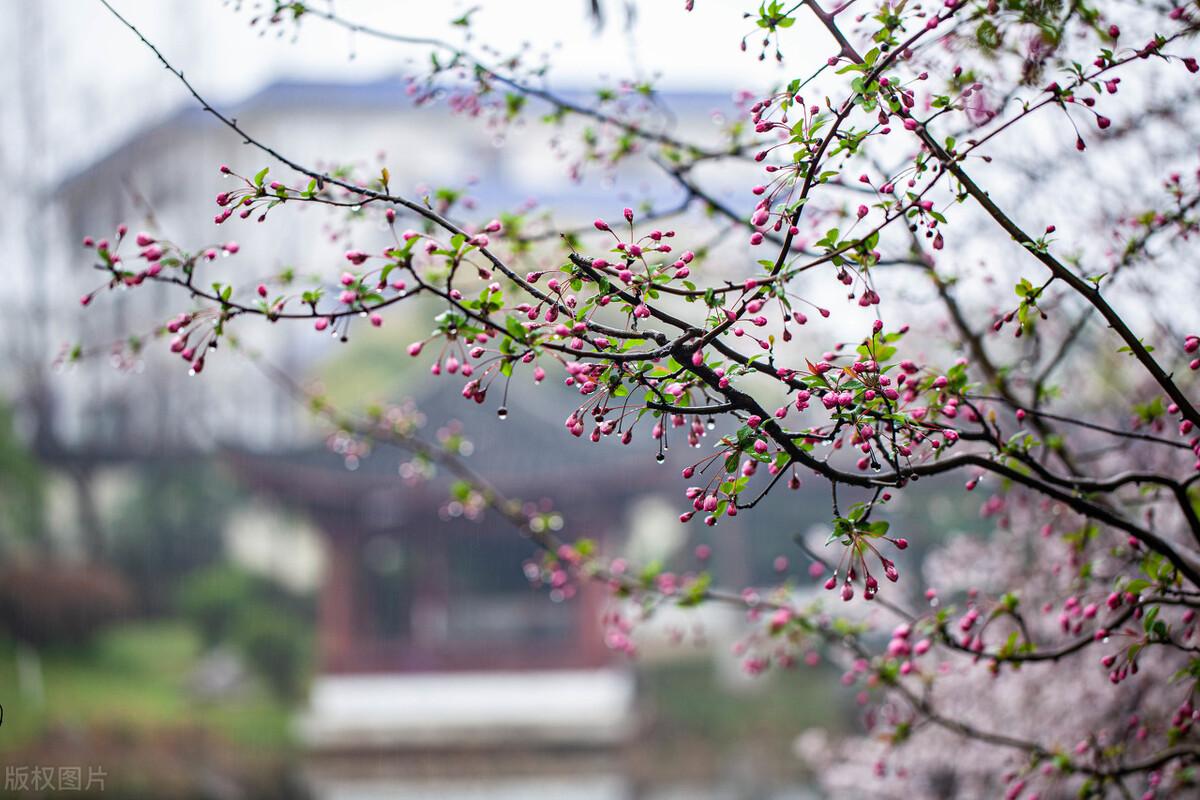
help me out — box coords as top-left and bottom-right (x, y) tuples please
(318, 527), (358, 673)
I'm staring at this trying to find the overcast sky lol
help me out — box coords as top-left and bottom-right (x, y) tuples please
(5, 0), (829, 182)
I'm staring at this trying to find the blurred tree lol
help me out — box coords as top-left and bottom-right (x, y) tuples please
(109, 464), (238, 614)
(0, 403), (45, 551)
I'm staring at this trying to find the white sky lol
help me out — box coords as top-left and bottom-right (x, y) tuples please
(6, 0), (829, 182)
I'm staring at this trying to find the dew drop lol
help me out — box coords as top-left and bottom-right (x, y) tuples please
(655, 453), (666, 463)
(497, 407), (509, 420)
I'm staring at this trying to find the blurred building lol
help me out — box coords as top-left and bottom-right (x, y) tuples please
(37, 77), (743, 458)
(27, 77), (769, 752)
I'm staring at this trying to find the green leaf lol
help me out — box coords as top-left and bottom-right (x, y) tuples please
(678, 572), (712, 607)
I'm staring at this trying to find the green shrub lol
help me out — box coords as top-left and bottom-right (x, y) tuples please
(232, 606), (310, 701)
(175, 565), (259, 648)
(175, 565), (311, 700)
